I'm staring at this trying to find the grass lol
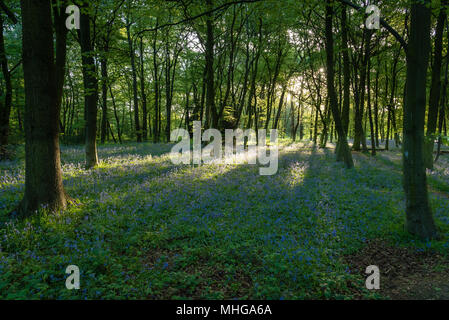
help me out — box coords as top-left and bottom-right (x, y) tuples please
(0, 141), (448, 299)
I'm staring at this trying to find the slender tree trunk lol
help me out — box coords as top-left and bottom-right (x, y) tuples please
(0, 14), (12, 146)
(205, 0), (218, 129)
(79, 6), (98, 168)
(109, 84), (122, 144)
(273, 84), (287, 130)
(165, 33), (172, 141)
(435, 26), (449, 163)
(140, 37), (147, 141)
(403, 0), (438, 240)
(367, 58), (376, 155)
(126, 22), (142, 143)
(153, 21), (160, 142)
(374, 57), (380, 147)
(100, 57), (108, 144)
(341, 5), (350, 137)
(325, 0), (354, 168)
(424, 0), (447, 169)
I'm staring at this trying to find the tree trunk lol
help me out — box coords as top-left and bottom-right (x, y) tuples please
(403, 0), (438, 240)
(0, 13), (12, 146)
(367, 58), (376, 156)
(325, 0), (354, 168)
(341, 5), (350, 137)
(424, 0), (446, 169)
(18, 0), (68, 217)
(153, 21), (160, 142)
(140, 37), (147, 141)
(100, 57), (108, 144)
(79, 7), (98, 168)
(205, 0), (218, 129)
(126, 22), (142, 143)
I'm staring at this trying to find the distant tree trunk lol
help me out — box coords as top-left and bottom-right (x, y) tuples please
(152, 20), (160, 142)
(273, 84), (287, 130)
(18, 0), (68, 217)
(53, 0), (68, 131)
(109, 84), (122, 144)
(435, 26), (449, 163)
(367, 58), (376, 156)
(389, 47), (401, 149)
(424, 0), (446, 169)
(100, 57), (108, 144)
(245, 19), (262, 131)
(340, 5), (350, 137)
(205, 0), (218, 129)
(164, 29), (178, 142)
(0, 13), (12, 147)
(325, 0), (353, 168)
(374, 57), (380, 147)
(79, 7), (98, 168)
(403, 0), (438, 240)
(126, 21), (142, 143)
(353, 29), (371, 152)
(140, 37), (147, 141)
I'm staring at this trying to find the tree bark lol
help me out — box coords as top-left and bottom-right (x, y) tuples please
(79, 6), (98, 168)
(205, 0), (218, 129)
(424, 0), (446, 169)
(140, 37), (147, 141)
(341, 5), (350, 137)
(0, 13), (12, 146)
(18, 0), (68, 217)
(403, 0), (438, 240)
(325, 0), (354, 168)
(126, 21), (142, 143)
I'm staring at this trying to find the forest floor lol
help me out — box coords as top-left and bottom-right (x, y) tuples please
(0, 141), (448, 299)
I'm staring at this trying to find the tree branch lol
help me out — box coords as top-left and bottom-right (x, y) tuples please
(338, 0), (408, 52)
(135, 0), (263, 38)
(0, 0), (17, 24)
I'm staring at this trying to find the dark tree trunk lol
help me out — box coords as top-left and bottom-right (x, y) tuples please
(341, 5), (350, 137)
(403, 0), (438, 240)
(18, 0), (68, 217)
(353, 29), (371, 152)
(205, 0), (218, 129)
(79, 7), (98, 168)
(140, 37), (147, 141)
(325, 0), (354, 168)
(374, 57), (380, 147)
(367, 58), (376, 156)
(109, 84), (122, 144)
(273, 84), (287, 130)
(0, 13), (12, 147)
(435, 26), (449, 163)
(126, 22), (142, 143)
(424, 0), (446, 169)
(100, 57), (108, 144)
(153, 21), (160, 142)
